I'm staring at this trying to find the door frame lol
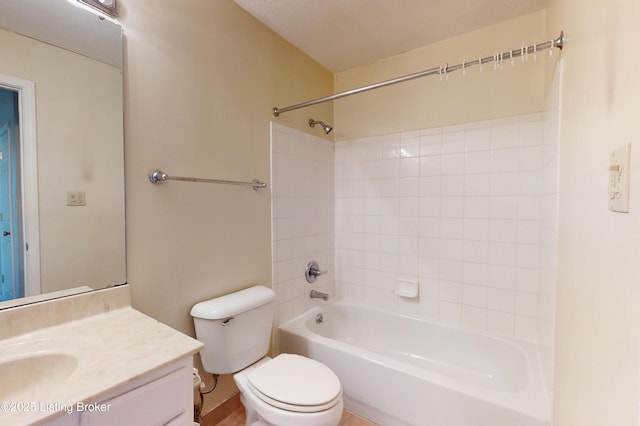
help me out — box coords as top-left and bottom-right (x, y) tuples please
(0, 73), (40, 297)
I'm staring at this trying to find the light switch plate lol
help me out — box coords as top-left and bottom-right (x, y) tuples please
(608, 143), (631, 213)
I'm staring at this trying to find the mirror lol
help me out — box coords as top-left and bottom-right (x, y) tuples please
(0, 0), (125, 308)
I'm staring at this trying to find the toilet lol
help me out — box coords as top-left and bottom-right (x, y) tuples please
(190, 285), (343, 426)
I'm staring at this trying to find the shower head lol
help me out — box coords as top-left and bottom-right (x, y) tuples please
(309, 119), (333, 135)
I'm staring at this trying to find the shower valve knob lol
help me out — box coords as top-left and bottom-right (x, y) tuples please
(305, 260), (327, 283)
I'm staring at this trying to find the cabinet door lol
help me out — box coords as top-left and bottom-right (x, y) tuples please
(80, 368), (188, 426)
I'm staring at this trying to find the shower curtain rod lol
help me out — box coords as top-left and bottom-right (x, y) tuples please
(272, 31), (564, 117)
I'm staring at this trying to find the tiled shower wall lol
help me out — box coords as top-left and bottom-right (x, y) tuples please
(334, 113), (558, 342)
(271, 123), (335, 330)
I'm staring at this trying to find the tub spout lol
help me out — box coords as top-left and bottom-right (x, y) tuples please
(310, 290), (329, 301)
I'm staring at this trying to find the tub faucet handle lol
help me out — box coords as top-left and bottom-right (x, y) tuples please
(305, 260), (327, 283)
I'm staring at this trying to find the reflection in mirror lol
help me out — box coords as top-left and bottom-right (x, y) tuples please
(0, 0), (125, 308)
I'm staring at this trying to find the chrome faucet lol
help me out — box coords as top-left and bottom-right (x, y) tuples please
(310, 290), (329, 301)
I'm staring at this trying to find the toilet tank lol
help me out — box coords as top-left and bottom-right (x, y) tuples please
(190, 285), (275, 374)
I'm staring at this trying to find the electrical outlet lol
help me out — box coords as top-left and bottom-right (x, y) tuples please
(67, 191), (86, 206)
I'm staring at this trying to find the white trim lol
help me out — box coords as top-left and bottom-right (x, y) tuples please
(0, 73), (41, 297)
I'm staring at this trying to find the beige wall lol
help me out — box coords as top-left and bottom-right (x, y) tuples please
(547, 1), (640, 425)
(0, 28), (126, 294)
(334, 11), (547, 140)
(119, 0), (332, 411)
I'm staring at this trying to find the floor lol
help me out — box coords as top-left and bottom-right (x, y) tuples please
(216, 405), (377, 426)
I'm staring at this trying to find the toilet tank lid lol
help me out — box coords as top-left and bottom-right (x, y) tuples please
(190, 285), (275, 320)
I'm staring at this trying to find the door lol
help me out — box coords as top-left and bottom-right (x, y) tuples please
(0, 116), (23, 301)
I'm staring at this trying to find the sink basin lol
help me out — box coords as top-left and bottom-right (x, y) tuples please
(0, 352), (79, 401)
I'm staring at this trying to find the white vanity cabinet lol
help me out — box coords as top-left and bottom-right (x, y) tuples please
(44, 357), (194, 426)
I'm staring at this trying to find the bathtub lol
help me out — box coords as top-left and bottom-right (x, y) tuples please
(279, 302), (549, 426)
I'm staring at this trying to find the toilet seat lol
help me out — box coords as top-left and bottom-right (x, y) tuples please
(247, 354), (342, 413)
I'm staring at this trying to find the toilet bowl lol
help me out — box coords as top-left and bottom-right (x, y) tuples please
(234, 355), (343, 426)
(190, 285), (343, 426)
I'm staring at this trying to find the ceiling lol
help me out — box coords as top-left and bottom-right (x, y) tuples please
(234, 0), (546, 73)
(0, 0), (121, 68)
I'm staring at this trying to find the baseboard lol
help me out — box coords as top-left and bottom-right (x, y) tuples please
(200, 392), (242, 425)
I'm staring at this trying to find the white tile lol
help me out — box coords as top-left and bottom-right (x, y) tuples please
(419, 217), (441, 238)
(490, 197), (518, 219)
(442, 139), (466, 154)
(491, 148), (519, 173)
(441, 197), (465, 218)
(438, 301), (462, 325)
(418, 257), (440, 278)
(420, 176), (442, 197)
(398, 255), (418, 275)
(491, 122), (519, 149)
(379, 233), (399, 252)
(399, 236), (419, 256)
(516, 292), (538, 316)
(517, 221), (540, 244)
(519, 121), (543, 147)
(488, 288), (515, 312)
(419, 277), (439, 298)
(463, 262), (488, 285)
(419, 238), (440, 259)
(462, 306), (488, 330)
(488, 265), (517, 289)
(463, 241), (489, 263)
(465, 128), (492, 152)
(400, 137), (421, 158)
(439, 281), (462, 303)
(420, 156), (442, 176)
(518, 172), (542, 195)
(379, 253), (398, 273)
(381, 159), (400, 178)
(399, 216), (419, 235)
(462, 284), (488, 307)
(418, 298), (439, 320)
(519, 146), (542, 171)
(465, 174), (491, 196)
(490, 172), (518, 196)
(464, 197), (490, 218)
(464, 219), (489, 241)
(440, 238), (464, 260)
(441, 175), (465, 196)
(442, 153), (466, 175)
(398, 297), (419, 316)
(489, 242), (518, 266)
(379, 178), (399, 197)
(421, 141), (442, 156)
(381, 138), (400, 159)
(487, 310), (515, 337)
(518, 196), (541, 220)
(440, 218), (464, 239)
(514, 316), (538, 342)
(465, 151), (492, 174)
(489, 219), (518, 242)
(517, 268), (539, 293)
(400, 157), (420, 177)
(439, 259), (463, 281)
(517, 244), (540, 269)
(420, 197), (441, 217)
(399, 177), (420, 197)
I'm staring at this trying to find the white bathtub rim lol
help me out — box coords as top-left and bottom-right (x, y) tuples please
(279, 301), (550, 423)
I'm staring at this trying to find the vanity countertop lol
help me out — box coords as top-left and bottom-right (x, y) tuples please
(0, 286), (203, 425)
